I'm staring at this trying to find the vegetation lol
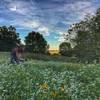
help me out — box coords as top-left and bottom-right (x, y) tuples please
(0, 27), (49, 54)
(25, 31), (49, 54)
(0, 53), (100, 100)
(59, 42), (72, 57)
(0, 26), (20, 51)
(60, 8), (100, 62)
(0, 7), (100, 100)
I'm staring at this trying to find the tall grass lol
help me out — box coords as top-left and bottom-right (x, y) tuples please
(0, 53), (100, 100)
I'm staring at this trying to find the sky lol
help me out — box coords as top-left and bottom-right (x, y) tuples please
(0, 0), (100, 50)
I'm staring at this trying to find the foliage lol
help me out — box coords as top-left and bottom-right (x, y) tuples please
(0, 26), (20, 51)
(25, 31), (49, 54)
(59, 42), (72, 57)
(66, 8), (100, 60)
(0, 53), (100, 100)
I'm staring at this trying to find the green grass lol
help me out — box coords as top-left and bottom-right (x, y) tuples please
(0, 53), (100, 100)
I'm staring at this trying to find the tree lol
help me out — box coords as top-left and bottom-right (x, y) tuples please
(59, 42), (72, 56)
(64, 8), (100, 60)
(0, 26), (20, 51)
(25, 31), (48, 54)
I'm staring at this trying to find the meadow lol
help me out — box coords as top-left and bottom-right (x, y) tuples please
(0, 52), (100, 100)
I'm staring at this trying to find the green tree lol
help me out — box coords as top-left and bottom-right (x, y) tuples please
(63, 8), (100, 62)
(59, 42), (72, 57)
(25, 31), (48, 54)
(0, 26), (20, 51)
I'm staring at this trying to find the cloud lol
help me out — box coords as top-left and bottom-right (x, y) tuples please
(9, 5), (17, 11)
(55, 31), (68, 42)
(1, 0), (50, 36)
(0, 0), (99, 49)
(7, 1), (32, 15)
(3, 0), (13, 2)
(22, 20), (40, 29)
(21, 40), (25, 45)
(1, 0), (98, 31)
(20, 20), (50, 36)
(58, 36), (66, 42)
(38, 27), (49, 36)
(11, 19), (50, 36)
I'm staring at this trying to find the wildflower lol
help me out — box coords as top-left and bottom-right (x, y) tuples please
(99, 96), (100, 100)
(60, 83), (65, 92)
(51, 91), (57, 97)
(40, 83), (49, 90)
(61, 87), (64, 92)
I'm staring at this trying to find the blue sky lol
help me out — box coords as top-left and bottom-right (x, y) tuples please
(0, 0), (100, 49)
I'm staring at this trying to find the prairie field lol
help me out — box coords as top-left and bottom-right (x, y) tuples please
(0, 53), (100, 100)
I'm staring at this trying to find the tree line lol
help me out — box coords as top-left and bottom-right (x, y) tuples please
(0, 8), (100, 60)
(59, 8), (100, 61)
(0, 26), (49, 54)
